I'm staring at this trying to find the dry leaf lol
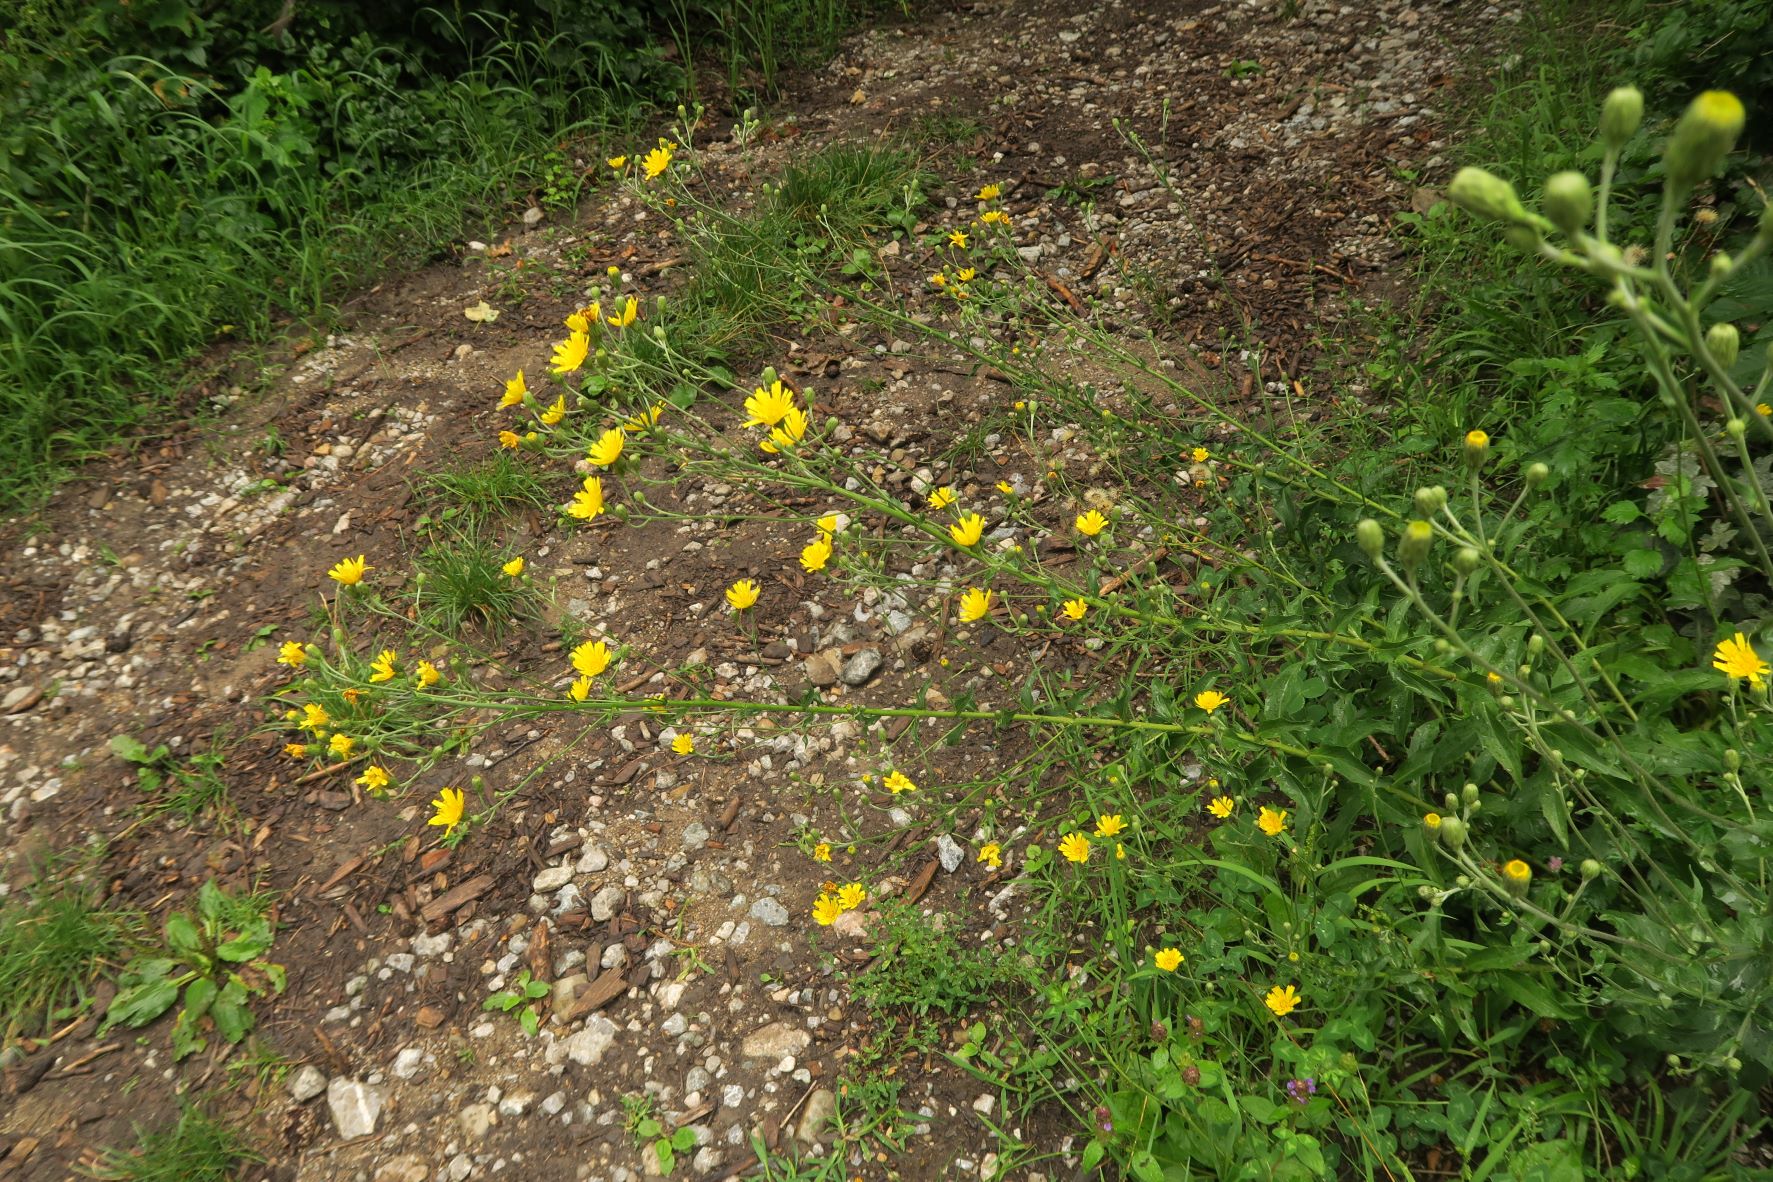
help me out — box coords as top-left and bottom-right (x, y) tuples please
(463, 301), (500, 323)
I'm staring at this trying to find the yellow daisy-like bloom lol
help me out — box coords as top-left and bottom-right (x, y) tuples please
(1154, 948), (1183, 972)
(1265, 984), (1301, 1017)
(302, 703), (330, 732)
(1075, 510), (1108, 537)
(568, 475), (605, 521)
(1060, 598), (1088, 621)
(726, 579), (760, 611)
(1257, 806), (1287, 837)
(1757, 402), (1771, 416)
(800, 536), (833, 572)
(623, 404), (665, 432)
(816, 514), (840, 537)
(328, 733), (355, 758)
(812, 894), (842, 926)
(416, 660), (441, 688)
(1423, 812), (1441, 830)
(283, 742), (307, 759)
(564, 309), (590, 334)
(672, 733), (695, 755)
(1712, 631), (1769, 687)
(1058, 833), (1091, 863)
(498, 430), (521, 449)
(502, 556), (525, 577)
(976, 183), (1001, 201)
(813, 842), (832, 863)
(1095, 814), (1126, 838)
(368, 649), (397, 683)
(928, 486), (957, 510)
(1192, 446), (1210, 463)
(571, 640), (613, 679)
(1503, 859), (1532, 886)
(500, 370), (528, 409)
(978, 842), (1002, 869)
(606, 296), (638, 329)
(957, 267), (976, 282)
(1466, 429), (1489, 448)
(328, 555), (369, 585)
(958, 587), (994, 623)
(429, 787), (466, 837)
(568, 676), (593, 702)
(538, 395), (567, 427)
(341, 688), (364, 706)
(884, 770), (916, 794)
(587, 427), (625, 467)
(996, 480), (1015, 495)
(1194, 689), (1229, 713)
(356, 765), (390, 793)
(949, 229), (969, 249)
(950, 513), (985, 547)
(1208, 795), (1235, 819)
(607, 155), (627, 169)
(743, 380), (797, 428)
(981, 209), (1010, 225)
(760, 404), (809, 453)
(929, 272), (947, 287)
(836, 882), (866, 911)
(277, 641), (307, 667)
(551, 331), (590, 375)
(642, 144), (672, 179)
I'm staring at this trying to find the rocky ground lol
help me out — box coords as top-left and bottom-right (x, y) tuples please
(0, 1), (1509, 1178)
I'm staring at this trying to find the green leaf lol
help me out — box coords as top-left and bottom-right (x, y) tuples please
(165, 913), (204, 959)
(519, 1006), (539, 1036)
(523, 978), (550, 1000)
(182, 976), (217, 1021)
(670, 1126), (696, 1151)
(484, 992), (520, 1011)
(654, 1141), (675, 1176)
(1600, 501), (1641, 524)
(216, 927), (272, 962)
(212, 997), (253, 1044)
(108, 734), (150, 763)
(106, 977), (181, 1030)
(637, 1118), (663, 1139)
(1622, 548), (1662, 578)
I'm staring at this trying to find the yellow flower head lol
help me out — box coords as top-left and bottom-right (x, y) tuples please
(1094, 813), (1126, 838)
(672, 733), (695, 756)
(1713, 631), (1769, 688)
(1154, 947), (1183, 972)
(356, 764), (391, 793)
(328, 555), (369, 586)
(1757, 402), (1772, 416)
(1058, 833), (1091, 863)
(928, 486), (957, 510)
(812, 893), (842, 926)
(957, 267), (976, 282)
(743, 380), (797, 428)
(551, 331), (590, 375)
(416, 660), (441, 688)
(1208, 795), (1235, 819)
(568, 675), (593, 702)
(277, 641), (307, 668)
(813, 842), (832, 863)
(587, 427), (625, 467)
(760, 404), (809, 453)
(341, 688), (364, 706)
(500, 370), (528, 409)
(502, 556), (525, 577)
(429, 787), (466, 837)
(1192, 446), (1210, 463)
(800, 536), (833, 573)
(977, 183), (1002, 201)
(1265, 984), (1301, 1017)
(1503, 858), (1533, 885)
(642, 144), (672, 180)
(1060, 598), (1088, 621)
(884, 770), (916, 794)
(368, 649), (397, 683)
(623, 404), (665, 432)
(958, 587), (994, 623)
(1074, 510), (1109, 537)
(836, 882), (866, 912)
(568, 475), (605, 521)
(950, 513), (985, 547)
(978, 842), (1002, 869)
(996, 480), (1015, 495)
(949, 229), (969, 249)
(816, 514), (841, 538)
(539, 395), (567, 427)
(1194, 689), (1229, 713)
(1257, 806), (1288, 837)
(726, 579), (760, 611)
(302, 702), (330, 732)
(981, 209), (1011, 225)
(283, 742), (307, 759)
(328, 733), (355, 758)
(606, 296), (638, 329)
(929, 272), (948, 287)
(571, 640), (613, 679)
(607, 155), (627, 169)
(1423, 812), (1441, 830)
(498, 429), (521, 449)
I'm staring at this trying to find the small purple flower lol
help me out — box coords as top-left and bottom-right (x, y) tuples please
(1093, 1105), (1114, 1137)
(1285, 1077), (1317, 1105)
(1547, 857), (1565, 872)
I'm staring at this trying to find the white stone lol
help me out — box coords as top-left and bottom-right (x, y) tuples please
(326, 1078), (386, 1140)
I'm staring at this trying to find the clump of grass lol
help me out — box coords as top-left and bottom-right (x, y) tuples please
(420, 452), (552, 527)
(92, 1103), (259, 1182)
(852, 902), (1035, 1019)
(772, 142), (925, 241)
(0, 879), (136, 1036)
(414, 533), (539, 639)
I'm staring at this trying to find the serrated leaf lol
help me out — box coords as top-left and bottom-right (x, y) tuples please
(1622, 548), (1662, 577)
(108, 734), (150, 763)
(1600, 501), (1641, 524)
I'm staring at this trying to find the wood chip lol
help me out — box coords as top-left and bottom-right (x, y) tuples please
(415, 1006), (446, 1029)
(419, 874), (494, 925)
(565, 971), (629, 1020)
(318, 856), (366, 894)
(904, 858), (940, 905)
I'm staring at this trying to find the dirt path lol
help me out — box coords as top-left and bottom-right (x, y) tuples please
(0, 2), (1506, 1179)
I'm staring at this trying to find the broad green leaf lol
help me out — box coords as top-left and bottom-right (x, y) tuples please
(106, 977), (180, 1030)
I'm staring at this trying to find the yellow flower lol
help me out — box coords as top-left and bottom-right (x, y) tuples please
(1208, 795), (1235, 819)
(1194, 689), (1229, 713)
(744, 380), (797, 428)
(958, 587), (994, 623)
(978, 842), (1002, 869)
(356, 765), (390, 793)
(607, 155), (627, 169)
(368, 649), (397, 683)
(500, 370), (528, 409)
(283, 742), (307, 759)
(606, 296), (638, 329)
(277, 641), (307, 667)
(328, 733), (355, 758)
(1060, 598), (1087, 621)
(1257, 806), (1287, 837)
(1058, 833), (1091, 863)
(586, 427), (625, 468)
(642, 144), (672, 179)
(927, 486), (957, 510)
(1503, 859), (1532, 886)
(1154, 948), (1183, 972)
(950, 513), (985, 547)
(949, 229), (969, 249)
(1423, 812), (1441, 830)
(1192, 446), (1210, 463)
(429, 787), (466, 837)
(498, 429), (521, 449)
(1712, 631), (1769, 687)
(1074, 510), (1108, 537)
(341, 688), (363, 705)
(568, 475), (605, 521)
(996, 480), (1015, 495)
(564, 309), (590, 334)
(302, 702), (330, 732)
(760, 404), (809, 453)
(502, 556), (525, 577)
(568, 675), (593, 701)
(416, 660), (441, 688)
(976, 183), (1001, 201)
(726, 579), (760, 611)
(800, 536), (832, 572)
(836, 882), (866, 911)
(672, 733), (695, 755)
(540, 395), (567, 427)
(328, 555), (369, 585)
(981, 209), (1010, 225)
(958, 267), (976, 282)
(812, 893), (842, 926)
(1095, 814), (1126, 838)
(813, 842), (832, 863)
(1116, 842), (1126, 860)
(816, 514), (840, 537)
(551, 331), (590, 375)
(1757, 402), (1772, 416)
(884, 770), (916, 794)
(929, 272), (947, 287)
(1264, 984), (1301, 1017)
(571, 640), (613, 679)
(623, 404), (665, 432)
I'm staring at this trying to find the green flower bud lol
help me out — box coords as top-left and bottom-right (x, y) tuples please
(1453, 546), (1482, 576)
(1454, 874), (1471, 888)
(1527, 633), (1545, 656)
(1664, 91), (1746, 191)
(1448, 166), (1531, 225)
(1727, 417), (1746, 439)
(1398, 520), (1434, 570)
(1600, 87), (1644, 149)
(1501, 693), (1518, 707)
(1542, 171), (1593, 235)
(1463, 429), (1490, 469)
(330, 626), (349, 650)
(1462, 782), (1480, 805)
(1710, 252), (1734, 281)
(1706, 322), (1740, 370)
(1502, 226), (1542, 253)
(1443, 793), (1459, 811)
(1437, 816), (1467, 851)
(1525, 462), (1549, 488)
(761, 365), (780, 387)
(1414, 486), (1448, 517)
(1355, 518), (1384, 561)
(1725, 748), (1740, 772)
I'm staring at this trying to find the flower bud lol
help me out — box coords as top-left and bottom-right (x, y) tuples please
(330, 626), (348, 650)
(1355, 518), (1384, 560)
(1455, 874), (1471, 888)
(1706, 322), (1740, 370)
(1664, 91), (1746, 191)
(1710, 252), (1734, 281)
(1725, 748), (1740, 772)
(1182, 1064), (1201, 1086)
(1527, 633), (1545, 656)
(1423, 812), (1442, 833)
(1448, 167), (1531, 225)
(1542, 171), (1592, 235)
(1501, 858), (1532, 897)
(1462, 782), (1480, 805)
(1437, 816), (1467, 850)
(1414, 486), (1448, 517)
(1463, 429), (1490, 469)
(1525, 462), (1549, 489)
(1453, 547), (1482, 576)
(1728, 418), (1747, 439)
(1580, 859), (1601, 881)
(1443, 793), (1459, 811)
(1398, 520), (1434, 571)
(1503, 226), (1542, 253)
(761, 365), (779, 387)
(1600, 87), (1644, 149)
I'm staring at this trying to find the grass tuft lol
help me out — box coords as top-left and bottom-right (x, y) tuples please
(92, 1103), (259, 1182)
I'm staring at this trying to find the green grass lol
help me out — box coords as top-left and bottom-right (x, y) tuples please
(420, 452), (553, 528)
(0, 876), (136, 1037)
(91, 1103), (259, 1182)
(414, 531), (540, 639)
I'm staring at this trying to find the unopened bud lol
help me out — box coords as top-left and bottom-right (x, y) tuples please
(1542, 171), (1592, 234)
(1710, 252), (1734, 281)
(1462, 782), (1480, 805)
(1525, 462), (1549, 488)
(1728, 418), (1746, 439)
(1414, 486), (1448, 517)
(1706, 322), (1740, 370)
(1355, 518), (1384, 560)
(1448, 166), (1532, 225)
(1527, 633), (1545, 655)
(1600, 87), (1644, 149)
(1725, 748), (1740, 772)
(1437, 817), (1467, 850)
(1398, 520), (1434, 571)
(1580, 859), (1601, 881)
(1182, 1064), (1201, 1086)
(1443, 793), (1459, 811)
(1453, 547), (1481, 576)
(330, 626), (348, 650)
(760, 365), (779, 387)
(1463, 429), (1491, 469)
(1664, 91), (1746, 191)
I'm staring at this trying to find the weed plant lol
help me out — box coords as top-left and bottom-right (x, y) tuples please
(91, 1102), (260, 1182)
(0, 872), (135, 1038)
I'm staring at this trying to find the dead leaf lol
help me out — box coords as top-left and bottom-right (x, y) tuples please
(463, 301), (500, 323)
